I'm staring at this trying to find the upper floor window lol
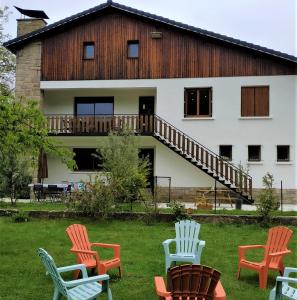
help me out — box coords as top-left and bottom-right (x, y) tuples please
(184, 88), (212, 117)
(248, 145), (261, 161)
(83, 42), (95, 59)
(219, 145), (232, 161)
(277, 145), (290, 161)
(75, 97), (114, 116)
(241, 86), (269, 117)
(127, 40), (139, 58)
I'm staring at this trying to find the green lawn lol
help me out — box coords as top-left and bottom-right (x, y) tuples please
(0, 218), (296, 299)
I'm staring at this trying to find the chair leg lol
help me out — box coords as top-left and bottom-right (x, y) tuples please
(98, 264), (107, 276)
(278, 262), (285, 275)
(269, 287), (276, 300)
(165, 258), (171, 273)
(236, 265), (241, 279)
(118, 265), (122, 278)
(259, 269), (268, 289)
(107, 287), (113, 300)
(53, 288), (62, 300)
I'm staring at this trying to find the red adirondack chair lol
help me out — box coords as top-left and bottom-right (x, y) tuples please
(66, 224), (122, 278)
(237, 226), (293, 289)
(154, 264), (226, 300)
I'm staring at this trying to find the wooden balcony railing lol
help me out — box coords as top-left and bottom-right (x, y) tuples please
(46, 114), (154, 135)
(46, 113), (252, 198)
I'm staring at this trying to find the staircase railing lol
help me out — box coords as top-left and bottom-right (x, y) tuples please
(153, 115), (252, 198)
(46, 113), (252, 198)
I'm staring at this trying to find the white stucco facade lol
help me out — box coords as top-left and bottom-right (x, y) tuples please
(41, 75), (297, 192)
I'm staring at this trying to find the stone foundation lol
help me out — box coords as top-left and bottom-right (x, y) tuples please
(156, 187), (297, 204)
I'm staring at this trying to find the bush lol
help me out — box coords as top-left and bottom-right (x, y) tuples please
(11, 210), (30, 223)
(171, 202), (190, 221)
(65, 177), (114, 218)
(256, 173), (278, 227)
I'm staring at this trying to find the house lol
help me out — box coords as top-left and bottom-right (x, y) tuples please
(4, 1), (297, 203)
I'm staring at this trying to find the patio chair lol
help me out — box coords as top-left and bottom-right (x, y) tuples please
(47, 184), (61, 202)
(162, 220), (205, 273)
(37, 248), (112, 300)
(154, 264), (226, 300)
(237, 226), (293, 289)
(66, 224), (122, 278)
(269, 267), (297, 300)
(33, 184), (44, 201)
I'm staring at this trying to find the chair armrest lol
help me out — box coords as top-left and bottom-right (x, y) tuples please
(57, 264), (88, 278)
(91, 243), (121, 259)
(214, 280), (226, 300)
(284, 267), (297, 277)
(238, 245), (265, 260)
(154, 277), (171, 298)
(268, 250), (291, 258)
(64, 274), (110, 288)
(162, 239), (176, 256)
(277, 276), (297, 284)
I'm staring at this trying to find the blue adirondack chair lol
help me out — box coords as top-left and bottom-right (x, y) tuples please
(37, 248), (112, 300)
(269, 267), (297, 300)
(162, 220), (205, 272)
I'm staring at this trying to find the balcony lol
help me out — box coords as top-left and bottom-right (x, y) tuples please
(46, 114), (154, 135)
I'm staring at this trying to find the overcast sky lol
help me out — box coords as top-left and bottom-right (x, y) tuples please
(1, 0), (296, 56)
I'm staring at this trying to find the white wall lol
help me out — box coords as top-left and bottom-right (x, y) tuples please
(41, 75), (297, 189)
(45, 136), (213, 187)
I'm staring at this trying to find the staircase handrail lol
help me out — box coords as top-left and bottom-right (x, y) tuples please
(154, 114), (251, 180)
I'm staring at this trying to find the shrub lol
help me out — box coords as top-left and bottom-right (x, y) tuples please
(65, 177), (114, 218)
(171, 202), (190, 221)
(256, 172), (278, 227)
(11, 210), (30, 223)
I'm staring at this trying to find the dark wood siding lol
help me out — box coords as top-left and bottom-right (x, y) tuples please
(41, 11), (296, 81)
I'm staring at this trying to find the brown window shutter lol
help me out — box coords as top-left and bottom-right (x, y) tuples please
(254, 86), (269, 116)
(241, 87), (255, 116)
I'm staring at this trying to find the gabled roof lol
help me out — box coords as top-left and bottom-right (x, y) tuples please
(4, 0), (297, 63)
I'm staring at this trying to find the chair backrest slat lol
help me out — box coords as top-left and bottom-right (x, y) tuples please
(175, 220), (200, 254)
(66, 224), (95, 262)
(37, 248), (68, 297)
(264, 226), (293, 265)
(168, 264), (221, 300)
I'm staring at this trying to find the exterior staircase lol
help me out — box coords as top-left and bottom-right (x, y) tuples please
(47, 113), (253, 202)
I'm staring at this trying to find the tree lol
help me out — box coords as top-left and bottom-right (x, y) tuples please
(0, 96), (75, 204)
(0, 6), (15, 96)
(98, 128), (150, 210)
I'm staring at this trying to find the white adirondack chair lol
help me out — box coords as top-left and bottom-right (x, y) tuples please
(162, 220), (205, 272)
(269, 267), (297, 300)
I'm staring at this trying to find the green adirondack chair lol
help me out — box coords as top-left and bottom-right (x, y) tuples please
(269, 267), (297, 300)
(37, 248), (112, 300)
(162, 220), (205, 272)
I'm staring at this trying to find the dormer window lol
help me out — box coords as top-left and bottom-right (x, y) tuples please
(127, 40), (139, 58)
(83, 42), (95, 59)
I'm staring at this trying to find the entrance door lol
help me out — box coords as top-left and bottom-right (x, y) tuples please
(139, 148), (154, 190)
(139, 96), (155, 133)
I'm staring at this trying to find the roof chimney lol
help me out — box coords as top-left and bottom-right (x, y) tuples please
(17, 19), (47, 37)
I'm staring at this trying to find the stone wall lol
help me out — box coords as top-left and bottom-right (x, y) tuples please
(157, 186), (297, 204)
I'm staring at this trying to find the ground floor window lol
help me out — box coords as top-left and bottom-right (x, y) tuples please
(248, 145), (261, 161)
(73, 148), (102, 171)
(219, 145), (232, 161)
(277, 145), (290, 161)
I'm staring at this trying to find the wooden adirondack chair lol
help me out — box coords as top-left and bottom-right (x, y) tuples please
(269, 267), (297, 300)
(66, 224), (122, 278)
(237, 226), (293, 289)
(37, 248), (112, 300)
(154, 264), (227, 300)
(162, 220), (205, 273)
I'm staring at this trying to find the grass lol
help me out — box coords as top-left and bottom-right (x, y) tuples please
(0, 218), (296, 300)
